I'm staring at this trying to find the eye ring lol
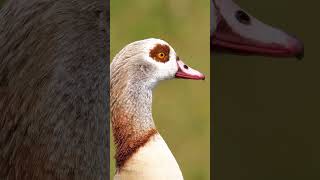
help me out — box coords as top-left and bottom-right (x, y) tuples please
(158, 52), (165, 58)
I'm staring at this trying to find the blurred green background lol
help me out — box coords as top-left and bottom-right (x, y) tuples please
(110, 0), (210, 179)
(214, 0), (320, 180)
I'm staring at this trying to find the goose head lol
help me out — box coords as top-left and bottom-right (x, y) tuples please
(211, 0), (304, 59)
(111, 38), (204, 89)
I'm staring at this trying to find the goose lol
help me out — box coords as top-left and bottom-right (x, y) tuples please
(111, 38), (205, 180)
(211, 0), (304, 58)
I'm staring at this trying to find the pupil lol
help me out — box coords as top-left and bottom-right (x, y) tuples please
(183, 65), (189, 69)
(235, 10), (250, 25)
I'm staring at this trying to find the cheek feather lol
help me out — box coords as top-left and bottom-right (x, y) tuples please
(149, 44), (170, 63)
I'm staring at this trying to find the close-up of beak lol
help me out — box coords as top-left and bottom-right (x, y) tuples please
(211, 0), (304, 60)
(175, 60), (205, 80)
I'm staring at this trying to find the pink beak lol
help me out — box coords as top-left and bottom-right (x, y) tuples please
(212, 16), (304, 59)
(175, 60), (205, 80)
(211, 0), (304, 59)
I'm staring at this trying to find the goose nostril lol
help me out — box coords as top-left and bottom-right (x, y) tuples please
(235, 10), (251, 25)
(183, 65), (189, 69)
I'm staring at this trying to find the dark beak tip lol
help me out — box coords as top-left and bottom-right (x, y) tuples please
(294, 38), (304, 60)
(296, 53), (304, 60)
(295, 47), (304, 60)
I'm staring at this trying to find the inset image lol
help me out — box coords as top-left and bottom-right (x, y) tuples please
(110, 0), (210, 179)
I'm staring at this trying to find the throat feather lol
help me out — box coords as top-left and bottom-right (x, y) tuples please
(111, 83), (156, 169)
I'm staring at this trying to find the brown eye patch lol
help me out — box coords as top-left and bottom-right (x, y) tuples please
(149, 44), (170, 63)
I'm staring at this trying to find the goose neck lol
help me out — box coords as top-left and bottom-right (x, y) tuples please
(111, 81), (157, 168)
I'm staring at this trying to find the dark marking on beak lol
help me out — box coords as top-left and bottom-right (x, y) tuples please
(296, 48), (304, 60)
(235, 10), (251, 25)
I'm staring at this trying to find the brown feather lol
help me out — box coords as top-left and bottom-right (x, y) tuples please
(149, 44), (170, 63)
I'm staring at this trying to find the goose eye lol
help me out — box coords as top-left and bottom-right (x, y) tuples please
(157, 52), (165, 59)
(149, 44), (170, 63)
(235, 10), (251, 25)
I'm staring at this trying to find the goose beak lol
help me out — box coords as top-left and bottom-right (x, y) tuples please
(212, 1), (304, 60)
(212, 21), (305, 59)
(175, 60), (205, 80)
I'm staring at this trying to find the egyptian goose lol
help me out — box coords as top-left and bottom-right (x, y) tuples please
(211, 0), (304, 58)
(110, 38), (205, 180)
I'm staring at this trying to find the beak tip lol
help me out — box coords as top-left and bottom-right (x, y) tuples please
(296, 53), (304, 60)
(289, 37), (304, 60)
(295, 46), (304, 60)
